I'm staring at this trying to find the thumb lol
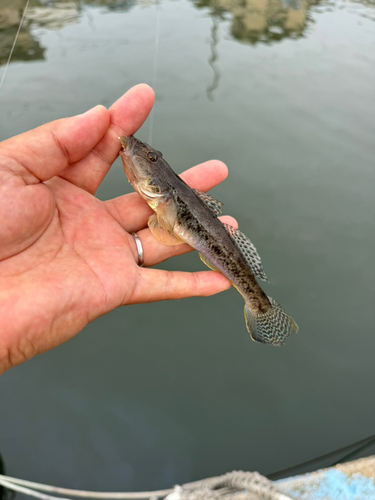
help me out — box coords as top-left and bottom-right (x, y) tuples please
(0, 105), (109, 183)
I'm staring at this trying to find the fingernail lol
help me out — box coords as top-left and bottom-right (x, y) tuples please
(81, 104), (105, 116)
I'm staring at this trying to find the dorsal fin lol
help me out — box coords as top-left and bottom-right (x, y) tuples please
(193, 189), (223, 215)
(222, 223), (268, 282)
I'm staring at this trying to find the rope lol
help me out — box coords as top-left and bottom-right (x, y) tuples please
(176, 471), (293, 500)
(0, 478), (71, 500)
(0, 476), (172, 500)
(0, 472), (293, 500)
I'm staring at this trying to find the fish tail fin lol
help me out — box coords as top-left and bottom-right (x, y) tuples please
(244, 297), (298, 346)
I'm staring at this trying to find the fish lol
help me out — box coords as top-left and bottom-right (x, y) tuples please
(119, 135), (298, 345)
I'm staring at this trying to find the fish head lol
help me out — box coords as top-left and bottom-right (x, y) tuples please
(119, 135), (164, 181)
(119, 136), (167, 205)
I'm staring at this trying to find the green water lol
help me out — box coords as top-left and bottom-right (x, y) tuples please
(0, 0), (374, 491)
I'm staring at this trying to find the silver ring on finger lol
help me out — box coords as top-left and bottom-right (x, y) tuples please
(132, 233), (144, 267)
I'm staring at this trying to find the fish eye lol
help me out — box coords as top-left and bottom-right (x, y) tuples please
(147, 152), (158, 162)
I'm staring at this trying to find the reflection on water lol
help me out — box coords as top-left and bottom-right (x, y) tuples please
(86, 0), (138, 10)
(198, 0), (318, 99)
(25, 2), (80, 29)
(0, 0), (136, 67)
(195, 0), (375, 43)
(194, 0), (318, 44)
(207, 15), (220, 101)
(1, 0), (375, 69)
(0, 0), (45, 65)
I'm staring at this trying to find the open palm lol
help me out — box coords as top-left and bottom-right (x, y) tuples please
(0, 85), (234, 374)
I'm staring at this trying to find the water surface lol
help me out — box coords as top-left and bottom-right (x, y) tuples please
(0, 0), (374, 492)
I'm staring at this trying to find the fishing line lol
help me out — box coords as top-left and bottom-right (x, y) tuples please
(0, 0), (31, 93)
(147, 0), (161, 146)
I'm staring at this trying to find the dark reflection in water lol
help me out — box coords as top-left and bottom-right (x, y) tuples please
(87, 0), (135, 10)
(0, 0), (45, 65)
(207, 15), (220, 101)
(1, 0), (375, 69)
(194, 0), (319, 44)
(200, 0), (375, 44)
(0, 0), (135, 67)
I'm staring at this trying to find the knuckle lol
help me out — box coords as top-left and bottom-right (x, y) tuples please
(51, 129), (72, 164)
(164, 270), (174, 294)
(192, 272), (201, 296)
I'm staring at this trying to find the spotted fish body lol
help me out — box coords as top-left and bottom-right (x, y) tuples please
(120, 136), (298, 346)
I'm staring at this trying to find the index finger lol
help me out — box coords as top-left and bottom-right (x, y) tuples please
(59, 84), (155, 193)
(0, 85), (155, 189)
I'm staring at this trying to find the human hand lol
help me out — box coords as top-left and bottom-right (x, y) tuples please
(0, 84), (236, 374)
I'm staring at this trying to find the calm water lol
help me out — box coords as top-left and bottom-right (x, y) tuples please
(0, 0), (375, 492)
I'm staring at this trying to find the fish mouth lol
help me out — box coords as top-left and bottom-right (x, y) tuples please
(119, 135), (144, 185)
(119, 135), (136, 156)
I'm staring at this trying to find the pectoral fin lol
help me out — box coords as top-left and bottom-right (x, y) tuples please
(156, 196), (178, 233)
(148, 214), (184, 246)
